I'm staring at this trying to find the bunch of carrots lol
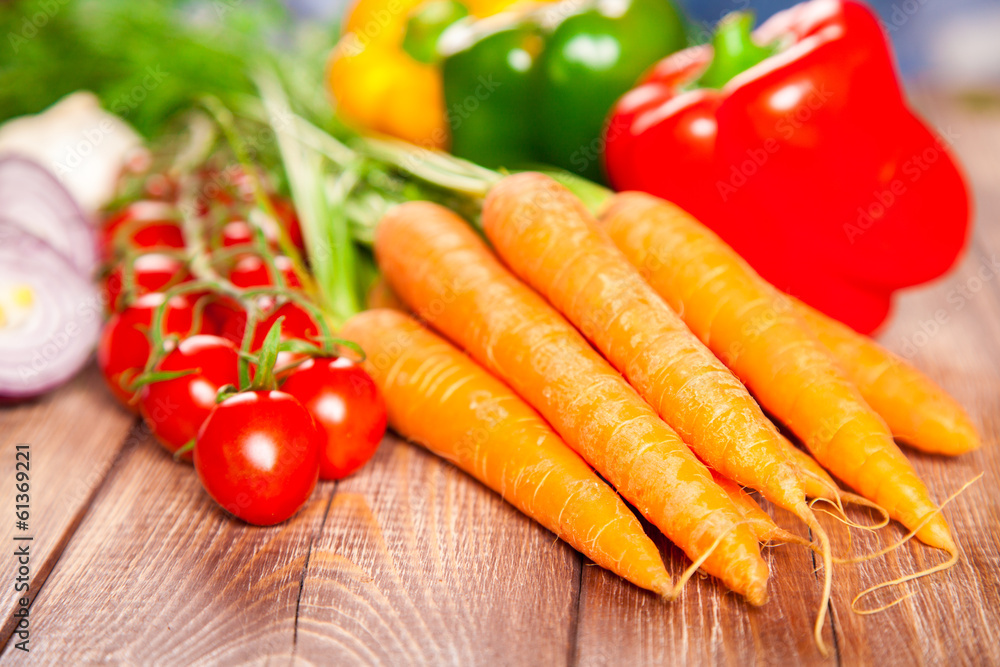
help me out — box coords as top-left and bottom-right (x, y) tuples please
(337, 172), (980, 654)
(142, 81), (975, 652)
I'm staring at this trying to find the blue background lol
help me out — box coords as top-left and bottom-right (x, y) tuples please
(291, 0), (1000, 84)
(678, 0), (1000, 81)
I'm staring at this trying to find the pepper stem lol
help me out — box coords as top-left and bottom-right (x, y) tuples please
(697, 12), (775, 90)
(402, 0), (469, 64)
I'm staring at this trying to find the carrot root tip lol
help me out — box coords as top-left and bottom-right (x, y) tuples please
(846, 474), (980, 613)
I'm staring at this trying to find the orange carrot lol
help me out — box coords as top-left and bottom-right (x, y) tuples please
(376, 200), (769, 606)
(341, 309), (672, 594)
(599, 192), (955, 555)
(793, 298), (981, 456)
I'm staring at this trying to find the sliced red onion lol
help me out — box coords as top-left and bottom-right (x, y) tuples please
(0, 154), (97, 275)
(0, 222), (102, 400)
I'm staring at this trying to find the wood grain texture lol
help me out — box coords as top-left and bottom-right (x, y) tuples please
(0, 367), (135, 646)
(294, 435), (581, 666)
(0, 428), (331, 665)
(574, 507), (830, 667)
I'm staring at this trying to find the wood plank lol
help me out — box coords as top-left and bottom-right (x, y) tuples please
(294, 434), (581, 666)
(0, 427), (330, 664)
(827, 445), (1000, 667)
(0, 366), (135, 646)
(573, 505), (833, 666)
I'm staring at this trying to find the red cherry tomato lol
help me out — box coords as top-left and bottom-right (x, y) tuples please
(97, 293), (200, 410)
(129, 224), (184, 252)
(269, 196), (304, 249)
(194, 390), (323, 525)
(104, 253), (190, 312)
(102, 201), (183, 257)
(139, 335), (240, 460)
(280, 357), (387, 480)
(103, 200), (175, 231)
(221, 220), (256, 248)
(228, 255), (301, 289)
(214, 193), (300, 250)
(251, 301), (321, 368)
(220, 217), (291, 251)
(253, 302), (319, 346)
(203, 296), (249, 346)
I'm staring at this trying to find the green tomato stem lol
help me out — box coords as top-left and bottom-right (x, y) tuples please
(249, 316), (284, 392)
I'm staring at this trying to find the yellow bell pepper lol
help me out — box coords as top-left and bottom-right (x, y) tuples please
(327, 0), (545, 148)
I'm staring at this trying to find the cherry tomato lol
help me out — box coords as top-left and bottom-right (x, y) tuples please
(253, 302), (319, 347)
(280, 357), (387, 480)
(102, 201), (183, 257)
(97, 293), (201, 410)
(220, 217), (288, 251)
(139, 335), (240, 460)
(213, 193), (300, 250)
(251, 301), (321, 369)
(194, 391), (323, 525)
(228, 255), (301, 289)
(103, 200), (175, 230)
(221, 220), (255, 248)
(269, 195), (304, 249)
(128, 224), (184, 252)
(104, 253), (189, 312)
(203, 296), (249, 346)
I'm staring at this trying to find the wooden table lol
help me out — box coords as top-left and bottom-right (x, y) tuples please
(1, 96), (998, 666)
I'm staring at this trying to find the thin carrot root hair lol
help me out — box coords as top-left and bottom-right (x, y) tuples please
(663, 521), (751, 602)
(798, 508), (834, 657)
(797, 494), (890, 565)
(744, 501), (833, 655)
(809, 494), (891, 532)
(839, 493), (892, 529)
(843, 473), (982, 566)
(849, 474), (982, 614)
(760, 530), (813, 548)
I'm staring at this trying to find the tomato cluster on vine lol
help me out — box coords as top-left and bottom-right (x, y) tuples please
(96, 164), (387, 526)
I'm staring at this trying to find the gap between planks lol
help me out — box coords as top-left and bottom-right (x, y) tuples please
(291, 481), (337, 659)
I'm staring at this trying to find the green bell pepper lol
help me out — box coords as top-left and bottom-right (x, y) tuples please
(438, 0), (687, 181)
(442, 23), (544, 169)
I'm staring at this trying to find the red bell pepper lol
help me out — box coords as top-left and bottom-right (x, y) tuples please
(604, 0), (971, 333)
